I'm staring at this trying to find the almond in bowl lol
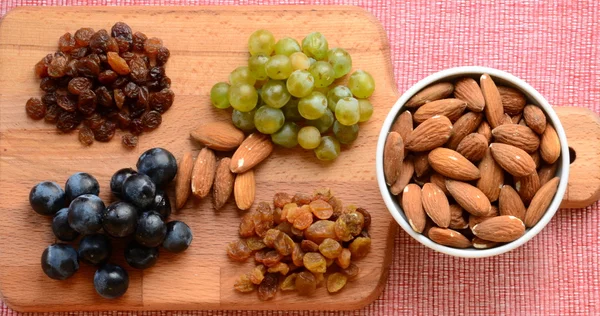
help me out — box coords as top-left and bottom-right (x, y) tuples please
(376, 67), (570, 258)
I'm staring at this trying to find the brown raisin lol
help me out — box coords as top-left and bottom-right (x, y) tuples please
(147, 80), (161, 92)
(328, 196), (344, 221)
(77, 90), (97, 116)
(304, 220), (336, 244)
(340, 263), (359, 279)
(303, 252), (326, 274)
(292, 192), (312, 206)
(89, 29), (110, 53)
(106, 37), (119, 52)
(121, 134), (138, 148)
(245, 236), (266, 252)
(348, 237), (371, 259)
(93, 120), (116, 142)
(326, 273), (348, 293)
(56, 111), (81, 132)
(47, 53), (68, 78)
(113, 88), (126, 110)
(132, 31), (147, 52)
(319, 238), (343, 259)
(141, 110), (162, 130)
(121, 52), (135, 62)
(39, 77), (58, 92)
(26, 98), (46, 120)
(293, 211), (313, 230)
(301, 239), (319, 252)
(144, 37), (163, 57)
(295, 271), (317, 296)
(115, 38), (131, 53)
(156, 46), (170, 65)
(310, 199), (334, 220)
(107, 52), (131, 75)
(262, 250), (284, 267)
(160, 76), (172, 89)
(44, 104), (61, 123)
(74, 28), (95, 47)
(87, 53), (101, 65)
(227, 240), (252, 262)
(129, 118), (144, 135)
(83, 113), (104, 131)
(78, 125), (94, 146)
(280, 273), (297, 291)
(336, 248), (351, 269)
(70, 47), (89, 59)
(67, 77), (92, 95)
(58, 32), (76, 53)
(257, 273), (278, 301)
(34, 54), (52, 78)
(76, 57), (100, 77)
(96, 70), (117, 85)
(57, 95), (77, 112)
(273, 233), (295, 256)
(42, 92), (57, 106)
(114, 112), (131, 130)
(95, 86), (114, 108)
(128, 55), (148, 84)
(111, 22), (132, 41)
(123, 81), (139, 99)
(267, 262), (289, 275)
(149, 66), (165, 81)
(136, 86), (149, 108)
(249, 265), (267, 285)
(150, 88), (174, 113)
(291, 243), (305, 267)
(65, 59), (79, 77)
(112, 77), (129, 89)
(355, 207), (371, 230)
(234, 274), (255, 293)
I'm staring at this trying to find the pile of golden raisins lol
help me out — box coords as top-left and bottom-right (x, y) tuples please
(227, 189), (372, 300)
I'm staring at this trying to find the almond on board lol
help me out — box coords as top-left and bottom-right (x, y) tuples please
(213, 157), (235, 210)
(175, 151), (194, 210)
(191, 147), (217, 199)
(234, 169), (256, 211)
(230, 133), (274, 173)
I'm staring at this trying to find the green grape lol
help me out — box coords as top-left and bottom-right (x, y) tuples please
(229, 83), (258, 112)
(274, 37), (301, 56)
(357, 99), (374, 122)
(254, 105), (285, 134)
(326, 85), (353, 111)
(297, 126), (322, 149)
(308, 57), (317, 66)
(281, 98), (303, 122)
(286, 70), (314, 98)
(265, 55), (293, 80)
(298, 91), (327, 120)
(232, 109), (256, 132)
(306, 108), (334, 133)
(348, 70), (375, 98)
(308, 61), (335, 88)
(290, 52), (311, 71)
(314, 136), (340, 161)
(261, 80), (291, 108)
(248, 29), (276, 56)
(210, 82), (230, 109)
(248, 55), (270, 80)
(333, 120), (359, 144)
(301, 32), (329, 60)
(327, 48), (352, 79)
(335, 97), (360, 126)
(229, 66), (256, 86)
(271, 122), (299, 148)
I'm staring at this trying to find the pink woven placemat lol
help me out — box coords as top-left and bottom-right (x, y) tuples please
(1, 0), (599, 315)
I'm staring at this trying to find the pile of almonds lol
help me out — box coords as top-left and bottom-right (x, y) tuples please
(384, 73), (562, 249)
(175, 121), (273, 211)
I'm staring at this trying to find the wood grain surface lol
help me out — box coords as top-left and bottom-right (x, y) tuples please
(0, 6), (398, 312)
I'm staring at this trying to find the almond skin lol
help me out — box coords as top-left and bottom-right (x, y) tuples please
(175, 152), (194, 210)
(413, 98), (467, 123)
(514, 172), (540, 206)
(428, 227), (472, 248)
(413, 152), (430, 177)
(523, 105), (547, 134)
(446, 179), (492, 217)
(446, 112), (484, 150)
(401, 184), (426, 233)
(453, 77), (485, 112)
(430, 173), (449, 195)
(538, 163), (558, 186)
(497, 86), (526, 115)
(391, 111), (413, 143)
(499, 185), (527, 221)
(421, 183), (451, 228)
(476, 148), (504, 202)
(405, 115), (453, 152)
(428, 148), (481, 181)
(390, 158), (415, 195)
(456, 133), (488, 162)
(540, 124), (561, 164)
(490, 143), (537, 177)
(230, 133), (274, 173)
(477, 121), (493, 144)
(190, 121), (245, 151)
(472, 215), (525, 242)
(383, 132), (404, 186)
(524, 177), (560, 227)
(492, 124), (540, 153)
(405, 82), (454, 108)
(472, 237), (500, 249)
(234, 169), (256, 211)
(213, 157), (234, 210)
(480, 73), (504, 129)
(191, 147), (217, 199)
(530, 150), (541, 168)
(449, 204), (468, 230)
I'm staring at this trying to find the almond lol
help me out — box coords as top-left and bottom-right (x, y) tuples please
(405, 82), (454, 108)
(383, 132), (404, 186)
(412, 173), (429, 187)
(538, 163), (558, 186)
(499, 185), (526, 221)
(421, 183), (451, 228)
(477, 121), (492, 143)
(213, 157), (234, 210)
(524, 177), (560, 227)
(530, 150), (541, 168)
(390, 158), (415, 195)
(453, 77), (485, 112)
(480, 73), (504, 128)
(511, 113), (522, 124)
(428, 227), (472, 248)
(175, 152), (194, 210)
(405, 115), (453, 152)
(472, 237), (499, 249)
(428, 148), (480, 181)
(234, 169), (256, 210)
(497, 86), (526, 115)
(501, 113), (513, 125)
(491, 124), (539, 153)
(523, 105), (547, 134)
(230, 133), (274, 173)
(469, 213), (496, 231)
(540, 124), (561, 164)
(413, 152), (430, 177)
(472, 215), (525, 242)
(430, 173), (449, 195)
(401, 184), (426, 233)
(449, 204), (468, 230)
(391, 111), (413, 143)
(489, 143), (536, 177)
(191, 147), (217, 199)
(476, 148), (504, 202)
(446, 112), (484, 150)
(446, 179), (492, 217)
(190, 121), (245, 151)
(514, 172), (540, 206)
(413, 98), (467, 123)
(456, 133), (488, 162)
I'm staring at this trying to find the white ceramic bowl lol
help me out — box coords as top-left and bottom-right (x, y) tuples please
(376, 66), (570, 258)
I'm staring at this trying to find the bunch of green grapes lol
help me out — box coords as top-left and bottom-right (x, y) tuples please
(209, 30), (375, 161)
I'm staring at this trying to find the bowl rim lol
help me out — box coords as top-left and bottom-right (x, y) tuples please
(376, 66), (570, 258)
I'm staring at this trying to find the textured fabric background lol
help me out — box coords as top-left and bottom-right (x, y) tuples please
(1, 0), (599, 315)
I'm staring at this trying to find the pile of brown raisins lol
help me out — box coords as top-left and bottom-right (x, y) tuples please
(228, 188), (372, 300)
(25, 22), (174, 148)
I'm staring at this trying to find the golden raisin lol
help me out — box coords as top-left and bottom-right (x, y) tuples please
(326, 273), (348, 293)
(245, 237), (266, 252)
(348, 237), (371, 259)
(227, 240), (252, 262)
(285, 203), (301, 223)
(239, 210), (256, 237)
(107, 52), (131, 75)
(312, 188), (332, 202)
(341, 263), (360, 279)
(267, 262), (289, 275)
(275, 221), (293, 236)
(318, 238), (343, 259)
(290, 226), (304, 237)
(78, 125), (94, 146)
(234, 274), (255, 293)
(314, 272), (325, 288)
(280, 273), (297, 291)
(310, 199), (334, 220)
(328, 196), (344, 220)
(249, 265), (267, 285)
(295, 271), (317, 296)
(273, 232), (294, 256)
(273, 192), (292, 208)
(291, 243), (305, 267)
(336, 248), (351, 269)
(301, 239), (319, 252)
(335, 212), (364, 242)
(355, 207), (371, 230)
(257, 273), (278, 301)
(302, 252), (326, 274)
(292, 192), (312, 206)
(304, 220), (337, 244)
(263, 229), (281, 248)
(262, 250), (284, 267)
(273, 207), (283, 224)
(293, 211), (313, 230)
